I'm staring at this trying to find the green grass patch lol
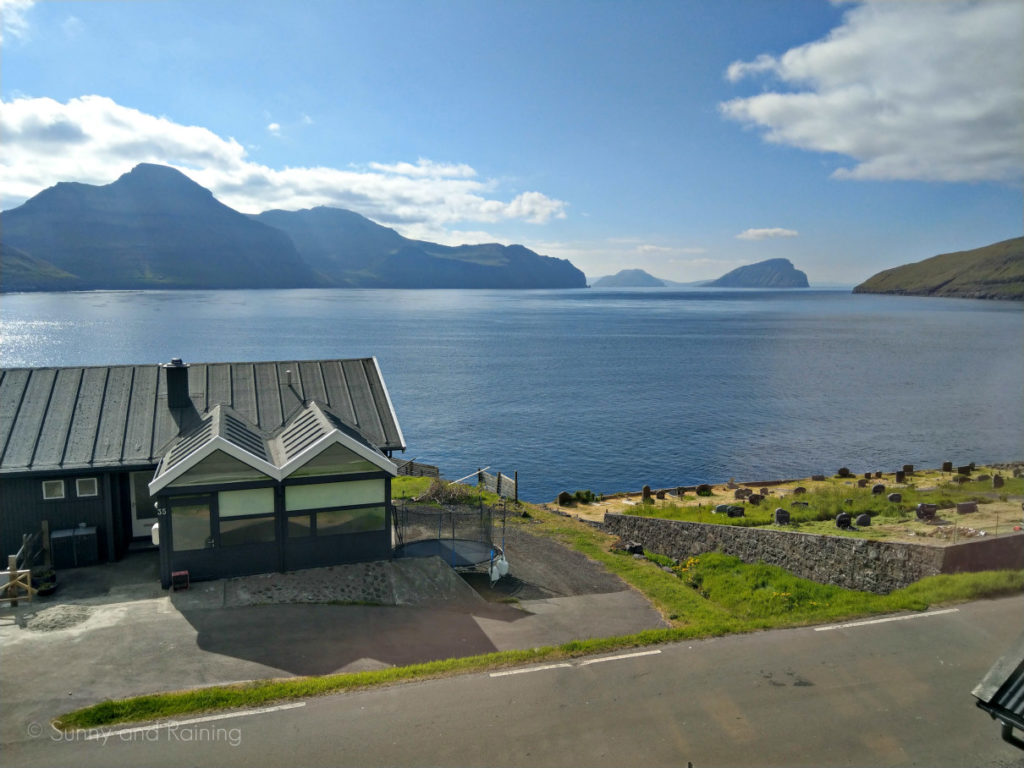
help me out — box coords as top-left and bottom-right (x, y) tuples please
(391, 476), (432, 499)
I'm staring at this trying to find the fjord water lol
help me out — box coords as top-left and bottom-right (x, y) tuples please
(2, 288), (1021, 501)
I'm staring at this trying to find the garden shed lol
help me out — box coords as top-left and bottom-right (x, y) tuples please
(0, 358), (406, 587)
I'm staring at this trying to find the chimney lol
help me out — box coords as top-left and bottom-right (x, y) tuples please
(164, 358), (191, 408)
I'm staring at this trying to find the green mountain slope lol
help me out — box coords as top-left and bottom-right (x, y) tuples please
(0, 243), (82, 292)
(707, 258), (809, 288)
(853, 237), (1024, 300)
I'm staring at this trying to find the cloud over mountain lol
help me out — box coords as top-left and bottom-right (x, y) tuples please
(0, 95), (567, 242)
(721, 1), (1024, 184)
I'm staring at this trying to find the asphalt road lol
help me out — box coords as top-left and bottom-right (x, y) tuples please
(8, 595), (1024, 768)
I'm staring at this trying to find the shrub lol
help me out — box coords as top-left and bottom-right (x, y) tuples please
(573, 489), (597, 505)
(421, 479), (477, 505)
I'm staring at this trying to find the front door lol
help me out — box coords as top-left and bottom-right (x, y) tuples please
(129, 471), (158, 539)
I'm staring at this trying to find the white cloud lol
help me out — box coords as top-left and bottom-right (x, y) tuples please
(61, 14), (83, 38)
(736, 228), (798, 240)
(0, 0), (34, 42)
(266, 122), (281, 136)
(721, 1), (1024, 183)
(0, 95), (568, 237)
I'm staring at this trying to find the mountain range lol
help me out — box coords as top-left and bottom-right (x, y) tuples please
(0, 164), (586, 292)
(853, 237), (1024, 300)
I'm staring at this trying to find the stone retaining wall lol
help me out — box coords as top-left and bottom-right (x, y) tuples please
(603, 513), (1024, 594)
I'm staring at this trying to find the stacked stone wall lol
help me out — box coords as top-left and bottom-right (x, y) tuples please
(603, 513), (1023, 594)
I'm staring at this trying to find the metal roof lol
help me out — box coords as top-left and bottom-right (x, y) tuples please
(0, 358), (405, 475)
(149, 400), (396, 494)
(975, 629), (1024, 737)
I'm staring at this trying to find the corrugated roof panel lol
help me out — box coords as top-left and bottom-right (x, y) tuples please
(363, 359), (402, 448)
(0, 369), (32, 464)
(31, 368), (83, 469)
(206, 363), (232, 413)
(298, 361), (328, 404)
(3, 369), (57, 468)
(164, 414), (214, 470)
(343, 359), (386, 444)
(320, 360), (357, 424)
(92, 367), (134, 465)
(253, 363), (282, 428)
(277, 362), (304, 419)
(62, 367), (108, 466)
(221, 412), (269, 460)
(121, 365), (158, 463)
(229, 363), (259, 424)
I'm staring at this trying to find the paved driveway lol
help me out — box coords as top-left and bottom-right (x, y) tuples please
(0, 531), (665, 746)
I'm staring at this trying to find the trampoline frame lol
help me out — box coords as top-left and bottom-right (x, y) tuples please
(392, 498), (508, 572)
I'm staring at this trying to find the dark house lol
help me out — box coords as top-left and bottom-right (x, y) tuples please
(0, 359), (405, 587)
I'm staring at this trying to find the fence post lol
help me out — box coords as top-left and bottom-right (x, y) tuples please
(41, 520), (51, 567)
(514, 471), (518, 503)
(6, 555), (17, 608)
(497, 472), (503, 497)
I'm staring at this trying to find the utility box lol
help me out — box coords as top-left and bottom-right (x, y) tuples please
(50, 529), (77, 569)
(74, 526), (99, 567)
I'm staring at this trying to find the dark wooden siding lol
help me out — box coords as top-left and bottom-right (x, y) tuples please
(0, 474), (112, 562)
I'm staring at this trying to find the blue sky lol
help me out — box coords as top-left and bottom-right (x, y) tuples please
(1, 0), (1021, 283)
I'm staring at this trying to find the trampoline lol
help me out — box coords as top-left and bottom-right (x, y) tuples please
(392, 499), (507, 573)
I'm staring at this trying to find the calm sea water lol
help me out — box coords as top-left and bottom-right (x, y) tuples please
(2, 288), (1022, 501)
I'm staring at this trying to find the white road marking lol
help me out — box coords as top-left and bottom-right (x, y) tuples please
(578, 649), (662, 666)
(814, 608), (959, 632)
(82, 702), (306, 740)
(489, 663), (572, 678)
(490, 649), (663, 678)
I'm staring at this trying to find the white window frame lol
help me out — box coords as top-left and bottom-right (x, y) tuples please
(42, 479), (66, 500)
(76, 477), (99, 498)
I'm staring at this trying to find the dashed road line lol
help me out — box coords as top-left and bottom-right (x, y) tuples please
(82, 702), (307, 740)
(814, 608), (959, 632)
(578, 649), (662, 666)
(490, 649), (663, 678)
(490, 663), (572, 678)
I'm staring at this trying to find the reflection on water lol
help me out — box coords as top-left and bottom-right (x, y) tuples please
(2, 288), (1022, 501)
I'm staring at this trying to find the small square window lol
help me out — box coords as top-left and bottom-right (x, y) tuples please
(76, 477), (99, 498)
(42, 480), (65, 500)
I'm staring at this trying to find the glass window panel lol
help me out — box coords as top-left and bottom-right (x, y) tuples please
(317, 506), (386, 536)
(289, 443), (379, 477)
(42, 479), (65, 500)
(287, 515), (312, 538)
(171, 503), (211, 551)
(218, 487), (274, 518)
(168, 451), (269, 487)
(285, 479), (384, 511)
(219, 517), (276, 546)
(75, 477), (99, 497)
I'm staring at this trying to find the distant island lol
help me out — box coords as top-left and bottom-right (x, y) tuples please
(593, 259), (809, 289)
(706, 258), (808, 288)
(592, 268), (667, 287)
(853, 237), (1024, 301)
(0, 163), (587, 292)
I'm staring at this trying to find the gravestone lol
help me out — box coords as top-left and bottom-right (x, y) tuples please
(714, 504), (731, 514)
(793, 486), (807, 495)
(887, 492), (902, 503)
(747, 494), (763, 506)
(863, 472), (872, 479)
(726, 506), (745, 518)
(956, 501), (977, 514)
(942, 461), (953, 473)
(837, 467), (851, 478)
(993, 475), (1004, 489)
(872, 484), (886, 495)
(811, 475), (825, 482)
(903, 464), (914, 475)
(774, 508), (790, 525)
(875, 471), (883, 478)
(857, 478), (867, 488)
(957, 465), (972, 476)
(916, 503), (937, 520)
(759, 487), (769, 496)
(836, 512), (852, 528)
(895, 470), (905, 483)
(855, 513), (871, 527)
